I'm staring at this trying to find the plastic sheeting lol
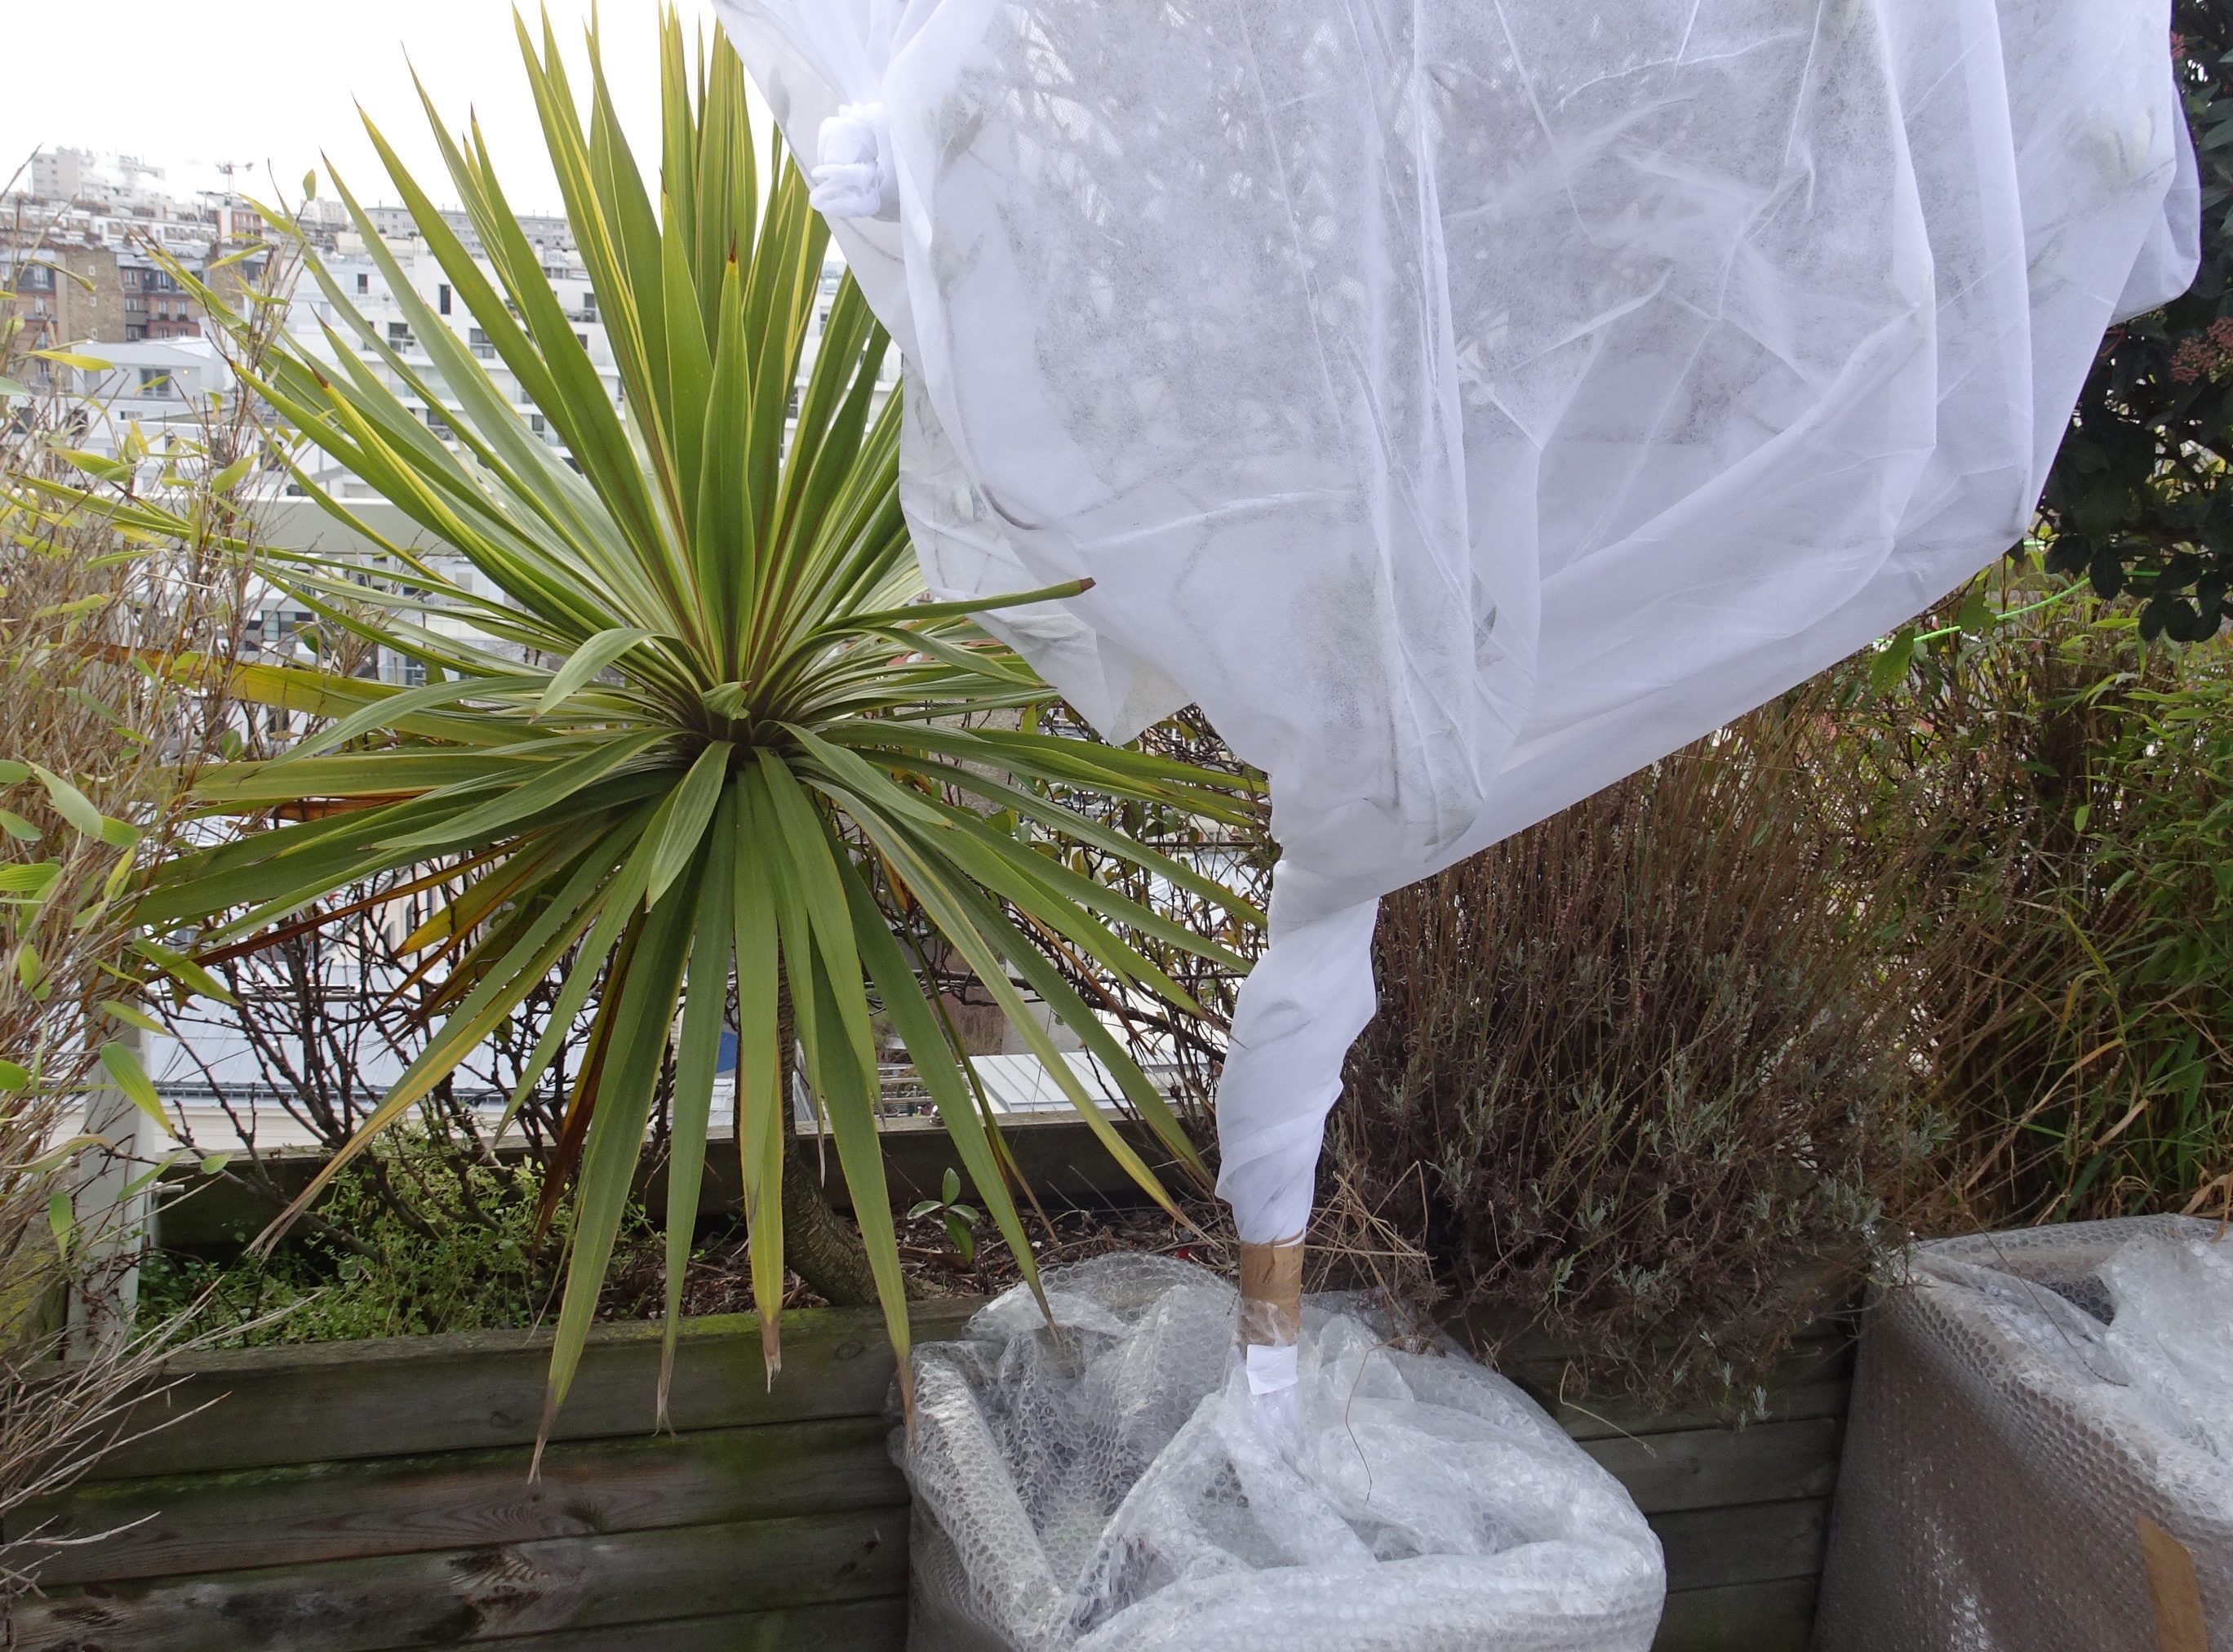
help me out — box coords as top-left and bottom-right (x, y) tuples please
(1816, 1216), (2233, 1652)
(899, 1255), (1666, 1650)
(713, 0), (2201, 1247)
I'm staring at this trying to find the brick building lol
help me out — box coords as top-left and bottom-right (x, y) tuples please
(0, 237), (122, 373)
(118, 255), (202, 340)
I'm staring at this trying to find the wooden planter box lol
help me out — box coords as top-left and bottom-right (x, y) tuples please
(10, 1301), (1850, 1650)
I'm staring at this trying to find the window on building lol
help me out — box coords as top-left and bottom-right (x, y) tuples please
(468, 326), (495, 360)
(20, 264), (54, 293)
(426, 407), (453, 439)
(528, 412), (545, 433)
(437, 283), (452, 316)
(357, 272), (371, 295)
(388, 321), (415, 350)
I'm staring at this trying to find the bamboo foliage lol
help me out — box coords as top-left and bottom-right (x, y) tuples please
(45, 12), (1259, 1443)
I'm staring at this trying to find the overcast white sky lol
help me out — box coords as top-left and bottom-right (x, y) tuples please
(2, 2), (731, 217)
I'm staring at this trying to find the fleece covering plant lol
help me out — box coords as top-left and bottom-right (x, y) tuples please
(49, 14), (1257, 1444)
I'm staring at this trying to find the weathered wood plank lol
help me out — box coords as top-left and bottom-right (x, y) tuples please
(485, 1579), (1818, 1652)
(12, 1508), (907, 1652)
(1451, 1283), (1857, 1367)
(1653, 1578), (1817, 1652)
(86, 1300), (973, 1481)
(26, 1292), (1851, 1652)
(1503, 1338), (1856, 1440)
(1555, 1377), (1851, 1443)
(472, 1596), (907, 1652)
(26, 1417), (903, 1586)
(1653, 1499), (1829, 1593)
(33, 1406), (1840, 1588)
(80, 1286), (1848, 1474)
(1584, 1417), (1841, 1516)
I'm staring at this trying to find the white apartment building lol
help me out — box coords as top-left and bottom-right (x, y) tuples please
(19, 146), (899, 688)
(27, 149), (169, 211)
(67, 335), (233, 432)
(286, 229), (897, 473)
(277, 233), (894, 683)
(290, 233), (620, 461)
(273, 231), (621, 681)
(10, 153), (330, 264)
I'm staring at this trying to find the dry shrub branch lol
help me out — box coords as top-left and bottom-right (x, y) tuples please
(1856, 595), (2233, 1231)
(1328, 674), (1956, 1412)
(0, 202), (285, 1602)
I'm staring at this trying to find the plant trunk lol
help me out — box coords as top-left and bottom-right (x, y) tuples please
(782, 1121), (881, 1307)
(775, 991), (953, 1306)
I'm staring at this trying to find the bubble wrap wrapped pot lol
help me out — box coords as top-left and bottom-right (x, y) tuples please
(895, 1255), (1664, 1651)
(1816, 1215), (2233, 1651)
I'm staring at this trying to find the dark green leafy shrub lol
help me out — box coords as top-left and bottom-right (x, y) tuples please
(2039, 6), (2233, 640)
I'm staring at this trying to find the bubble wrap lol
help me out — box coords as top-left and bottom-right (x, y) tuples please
(1816, 1216), (2233, 1652)
(895, 1255), (1664, 1651)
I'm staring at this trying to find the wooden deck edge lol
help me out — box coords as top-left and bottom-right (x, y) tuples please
(420, 1595), (910, 1652)
(98, 1295), (978, 1381)
(11, 1508), (910, 1652)
(27, 1415), (909, 1587)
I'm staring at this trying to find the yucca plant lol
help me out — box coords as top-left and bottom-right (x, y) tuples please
(46, 13), (1259, 1437)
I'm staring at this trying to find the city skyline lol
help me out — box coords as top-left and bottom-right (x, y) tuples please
(3, 1), (730, 220)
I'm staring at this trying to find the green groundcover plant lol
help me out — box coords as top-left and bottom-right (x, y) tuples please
(41, 13), (1258, 1443)
(140, 1133), (625, 1347)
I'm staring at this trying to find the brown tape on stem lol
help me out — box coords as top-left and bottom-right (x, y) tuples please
(2139, 1517), (2209, 1652)
(1236, 1240), (1303, 1348)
